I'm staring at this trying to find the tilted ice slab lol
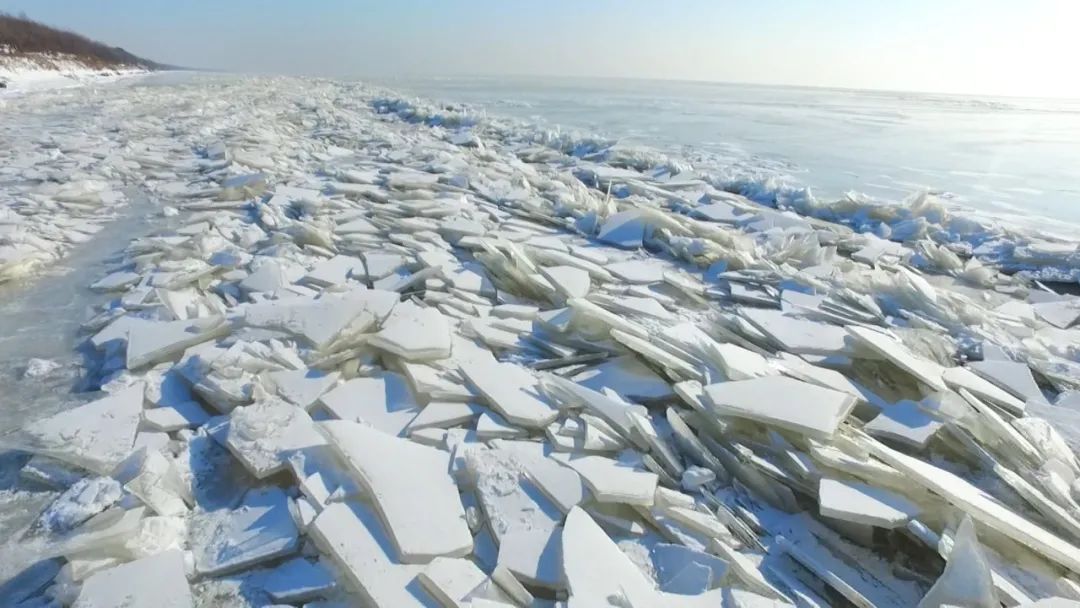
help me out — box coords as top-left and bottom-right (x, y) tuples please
(243, 289), (398, 351)
(368, 301), (453, 361)
(318, 372), (421, 437)
(216, 399), (327, 479)
(847, 326), (947, 392)
(191, 487), (300, 577)
(818, 478), (920, 528)
(318, 420), (473, 563)
(862, 434), (1080, 573)
(703, 376), (856, 441)
(309, 502), (436, 607)
(73, 549), (192, 608)
(126, 316), (230, 369)
(2, 384), (144, 475)
(459, 358), (559, 428)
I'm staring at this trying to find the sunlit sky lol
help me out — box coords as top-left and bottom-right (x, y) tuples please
(3, 0), (1077, 98)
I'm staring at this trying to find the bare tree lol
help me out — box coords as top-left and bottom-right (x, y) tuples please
(0, 12), (157, 68)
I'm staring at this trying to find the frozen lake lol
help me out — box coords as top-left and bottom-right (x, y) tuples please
(386, 76), (1080, 237)
(2, 73), (1080, 604)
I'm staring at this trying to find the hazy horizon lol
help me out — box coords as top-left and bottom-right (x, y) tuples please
(3, 0), (1078, 99)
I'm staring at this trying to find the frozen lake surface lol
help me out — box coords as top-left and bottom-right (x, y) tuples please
(387, 76), (1080, 236)
(2, 72), (1080, 606)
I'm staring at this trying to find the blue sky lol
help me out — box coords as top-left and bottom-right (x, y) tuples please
(3, 0), (1077, 97)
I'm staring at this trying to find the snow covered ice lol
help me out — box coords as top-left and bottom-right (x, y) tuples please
(4, 72), (1080, 608)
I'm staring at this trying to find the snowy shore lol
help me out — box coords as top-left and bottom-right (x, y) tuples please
(2, 73), (1080, 606)
(0, 55), (148, 96)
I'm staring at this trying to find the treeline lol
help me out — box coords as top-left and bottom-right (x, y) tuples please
(0, 12), (157, 68)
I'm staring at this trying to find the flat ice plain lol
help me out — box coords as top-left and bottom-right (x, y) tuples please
(2, 71), (1080, 607)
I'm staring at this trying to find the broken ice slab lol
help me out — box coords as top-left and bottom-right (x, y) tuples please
(574, 354), (673, 401)
(596, 209), (648, 249)
(666, 564), (715, 596)
(653, 543), (729, 594)
(126, 316), (230, 369)
(114, 448), (189, 516)
(969, 358), (1050, 406)
(309, 502), (435, 607)
(20, 455), (87, 490)
(398, 360), (475, 403)
(497, 526), (564, 591)
(90, 269), (142, 292)
(142, 399), (211, 432)
(219, 399), (327, 479)
(552, 453), (658, 506)
(594, 292), (676, 321)
(846, 326), (947, 392)
(818, 478), (919, 528)
(702, 376), (856, 441)
(1, 383), (144, 475)
(490, 439), (590, 514)
(243, 289), (398, 351)
(191, 487), (300, 577)
(560, 507), (661, 606)
(567, 297), (650, 339)
(319, 420), (473, 563)
(1031, 299), (1080, 329)
(36, 476), (123, 534)
(692, 200), (742, 224)
(918, 516), (997, 608)
(490, 304), (539, 320)
(336, 216), (379, 235)
(863, 400), (943, 449)
(465, 447), (562, 544)
(369, 301), (453, 361)
(263, 368), (340, 410)
(261, 557), (337, 604)
(860, 433), (1080, 574)
(318, 372), (421, 437)
(289, 445), (362, 509)
(407, 401), (483, 433)
(773, 353), (869, 406)
(773, 535), (879, 608)
(538, 264), (591, 301)
(417, 557), (495, 608)
(459, 358), (559, 428)
(739, 308), (852, 356)
(611, 328), (703, 381)
(361, 252), (409, 281)
(219, 172), (268, 201)
(606, 258), (667, 284)
(239, 259), (290, 294)
(302, 254), (366, 287)
(475, 410), (527, 440)
(73, 549), (191, 608)
(446, 262), (496, 297)
(940, 365), (1027, 416)
(958, 388), (1044, 466)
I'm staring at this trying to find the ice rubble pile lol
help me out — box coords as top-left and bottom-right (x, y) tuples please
(0, 77), (254, 283)
(373, 93), (1080, 284)
(3, 76), (1080, 607)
